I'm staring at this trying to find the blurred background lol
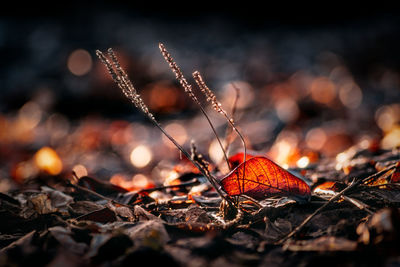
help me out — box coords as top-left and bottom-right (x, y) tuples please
(1, 2), (400, 192)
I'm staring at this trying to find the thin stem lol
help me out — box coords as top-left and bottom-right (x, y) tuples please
(277, 164), (397, 244)
(151, 115), (233, 204)
(224, 83), (240, 153)
(199, 105), (231, 171)
(192, 72), (248, 192)
(96, 48), (234, 206)
(158, 43), (231, 171)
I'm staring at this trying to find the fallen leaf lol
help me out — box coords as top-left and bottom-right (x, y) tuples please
(184, 206), (212, 224)
(357, 208), (400, 251)
(285, 236), (357, 251)
(77, 176), (128, 196)
(0, 230), (37, 253)
(68, 201), (105, 216)
(365, 161), (400, 186)
(313, 181), (346, 196)
(228, 152), (256, 169)
(220, 156), (311, 201)
(126, 220), (169, 250)
(42, 186), (73, 213)
(28, 194), (57, 215)
(77, 207), (117, 223)
(48, 226), (88, 255)
(391, 161), (400, 183)
(133, 206), (161, 222)
(89, 233), (133, 263)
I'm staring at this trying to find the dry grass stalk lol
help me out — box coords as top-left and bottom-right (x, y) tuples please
(96, 48), (233, 206)
(158, 43), (231, 170)
(224, 83), (240, 153)
(158, 43), (199, 104)
(96, 49), (154, 121)
(192, 71), (248, 182)
(192, 71), (227, 116)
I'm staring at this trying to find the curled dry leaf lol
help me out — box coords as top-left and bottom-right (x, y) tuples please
(313, 181), (346, 196)
(364, 161), (400, 186)
(220, 156), (311, 201)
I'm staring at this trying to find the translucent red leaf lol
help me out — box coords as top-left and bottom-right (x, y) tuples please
(228, 152), (256, 169)
(220, 156), (311, 201)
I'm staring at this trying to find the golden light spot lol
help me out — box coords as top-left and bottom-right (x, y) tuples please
(336, 152), (348, 163)
(110, 174), (129, 188)
(67, 49), (92, 76)
(305, 128), (327, 150)
(381, 126), (400, 149)
(335, 152), (349, 171)
(339, 82), (362, 109)
(162, 123), (187, 148)
(14, 161), (38, 182)
(375, 105), (400, 132)
(34, 147), (63, 175)
(72, 164), (88, 178)
(310, 77), (336, 104)
(275, 140), (292, 164)
(163, 170), (180, 186)
(269, 131), (300, 167)
(296, 156), (310, 168)
(132, 174), (149, 188)
(110, 173), (151, 191)
(130, 145), (152, 168)
(208, 138), (228, 171)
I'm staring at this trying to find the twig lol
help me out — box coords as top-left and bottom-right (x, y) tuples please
(190, 140), (234, 204)
(277, 181), (358, 244)
(240, 194), (263, 209)
(67, 181), (135, 210)
(277, 164), (397, 244)
(342, 195), (374, 214)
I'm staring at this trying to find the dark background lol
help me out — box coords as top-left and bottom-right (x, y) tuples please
(1, 2), (399, 117)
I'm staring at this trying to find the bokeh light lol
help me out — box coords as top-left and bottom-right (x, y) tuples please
(381, 126), (400, 149)
(72, 164), (88, 178)
(339, 82), (362, 109)
(375, 104), (400, 132)
(18, 101), (42, 130)
(132, 174), (150, 188)
(296, 156), (310, 168)
(34, 147), (63, 175)
(67, 49), (92, 76)
(275, 98), (299, 122)
(305, 128), (327, 150)
(208, 138), (227, 168)
(130, 145), (152, 168)
(162, 122), (187, 148)
(222, 81), (254, 109)
(310, 77), (336, 104)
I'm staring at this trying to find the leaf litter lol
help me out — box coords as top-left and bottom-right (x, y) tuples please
(1, 44), (400, 266)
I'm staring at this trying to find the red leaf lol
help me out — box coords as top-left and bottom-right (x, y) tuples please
(228, 152), (256, 169)
(220, 156), (311, 201)
(391, 162), (400, 183)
